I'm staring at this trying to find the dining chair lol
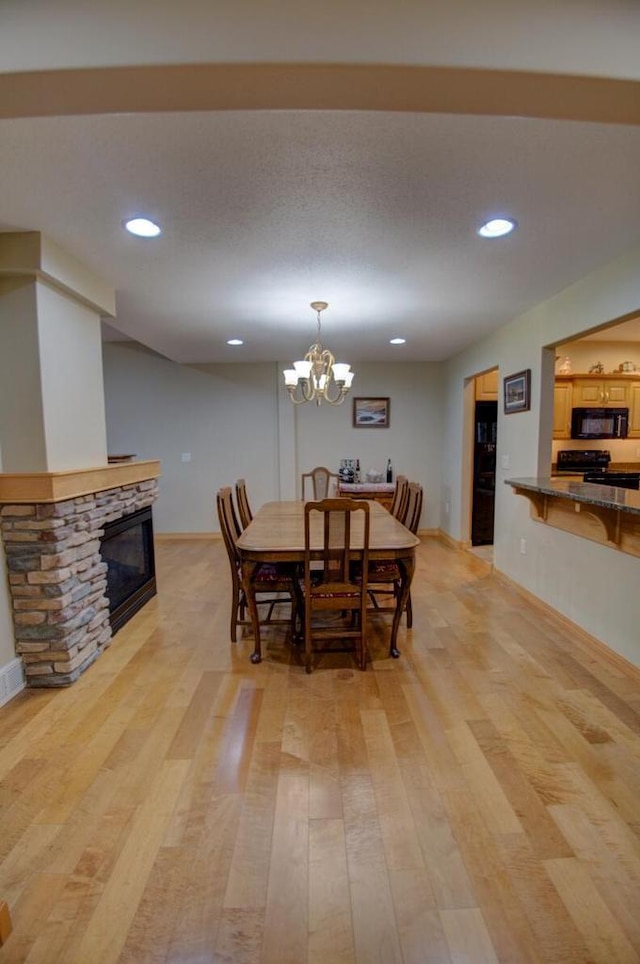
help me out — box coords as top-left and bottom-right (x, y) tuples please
(235, 478), (253, 530)
(367, 482), (423, 628)
(301, 466), (339, 501)
(389, 475), (409, 520)
(216, 487), (300, 643)
(303, 497), (370, 674)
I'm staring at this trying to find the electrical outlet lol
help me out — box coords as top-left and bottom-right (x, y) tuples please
(501, 454), (510, 470)
(520, 538), (527, 555)
(181, 452), (192, 463)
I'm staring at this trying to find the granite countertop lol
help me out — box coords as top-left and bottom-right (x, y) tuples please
(505, 477), (640, 515)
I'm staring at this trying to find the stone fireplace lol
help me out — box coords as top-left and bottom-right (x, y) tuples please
(0, 461), (160, 687)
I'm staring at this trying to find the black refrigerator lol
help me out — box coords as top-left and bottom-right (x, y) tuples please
(471, 401), (497, 546)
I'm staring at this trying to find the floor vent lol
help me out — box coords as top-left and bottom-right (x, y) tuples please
(0, 657), (25, 708)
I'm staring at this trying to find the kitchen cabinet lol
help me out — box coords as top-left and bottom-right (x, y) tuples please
(553, 380), (573, 438)
(628, 382), (640, 438)
(475, 369), (499, 401)
(571, 376), (630, 407)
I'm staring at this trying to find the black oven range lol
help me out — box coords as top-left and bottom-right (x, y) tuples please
(555, 449), (640, 490)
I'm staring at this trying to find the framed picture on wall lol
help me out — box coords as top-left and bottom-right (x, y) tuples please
(353, 397), (390, 428)
(503, 369), (531, 414)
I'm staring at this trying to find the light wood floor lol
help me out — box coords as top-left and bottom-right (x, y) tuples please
(1, 536), (640, 963)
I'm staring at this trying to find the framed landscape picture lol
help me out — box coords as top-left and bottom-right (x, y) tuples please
(503, 369), (531, 414)
(353, 397), (390, 428)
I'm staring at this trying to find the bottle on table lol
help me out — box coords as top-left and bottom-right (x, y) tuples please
(386, 459), (393, 483)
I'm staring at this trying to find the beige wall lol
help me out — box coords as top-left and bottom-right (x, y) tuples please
(0, 277), (108, 472)
(103, 343), (284, 533)
(441, 242), (640, 667)
(37, 281), (108, 470)
(103, 344), (443, 533)
(0, 278), (48, 471)
(294, 363), (443, 530)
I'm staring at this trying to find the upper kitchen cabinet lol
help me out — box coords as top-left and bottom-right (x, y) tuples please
(572, 376), (631, 407)
(475, 369), (499, 401)
(628, 382), (640, 438)
(553, 378), (573, 439)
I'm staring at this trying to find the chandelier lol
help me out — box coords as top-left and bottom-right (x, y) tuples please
(283, 301), (354, 406)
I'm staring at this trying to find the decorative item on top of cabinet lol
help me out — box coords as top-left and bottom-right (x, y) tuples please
(475, 369), (498, 400)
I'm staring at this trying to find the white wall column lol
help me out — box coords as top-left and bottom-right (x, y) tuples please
(0, 231), (115, 472)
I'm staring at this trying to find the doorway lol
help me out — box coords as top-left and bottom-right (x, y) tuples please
(470, 370), (498, 548)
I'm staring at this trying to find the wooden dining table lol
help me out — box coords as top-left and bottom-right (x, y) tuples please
(236, 500), (420, 664)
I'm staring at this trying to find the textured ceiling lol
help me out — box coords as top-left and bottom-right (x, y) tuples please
(1, 1), (640, 364)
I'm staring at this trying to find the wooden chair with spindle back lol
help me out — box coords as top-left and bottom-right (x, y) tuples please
(216, 487), (300, 643)
(367, 482), (423, 628)
(234, 478), (254, 530)
(389, 475), (409, 520)
(303, 498), (370, 674)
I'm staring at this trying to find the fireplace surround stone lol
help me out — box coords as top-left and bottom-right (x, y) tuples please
(0, 462), (160, 687)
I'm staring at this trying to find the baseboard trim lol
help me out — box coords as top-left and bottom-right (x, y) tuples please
(0, 657), (25, 708)
(435, 529), (465, 550)
(155, 532), (221, 541)
(494, 570), (640, 683)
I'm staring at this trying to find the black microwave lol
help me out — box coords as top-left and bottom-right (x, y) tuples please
(571, 407), (628, 439)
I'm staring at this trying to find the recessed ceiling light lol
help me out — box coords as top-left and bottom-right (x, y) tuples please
(227, 338), (243, 346)
(124, 217), (161, 238)
(478, 218), (517, 238)
(390, 338), (406, 345)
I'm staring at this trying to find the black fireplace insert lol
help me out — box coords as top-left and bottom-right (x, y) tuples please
(100, 507), (157, 633)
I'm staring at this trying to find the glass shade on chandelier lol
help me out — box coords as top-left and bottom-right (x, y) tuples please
(283, 302), (354, 406)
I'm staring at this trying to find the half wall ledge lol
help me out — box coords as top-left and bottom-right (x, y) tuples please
(506, 476), (640, 557)
(0, 460), (161, 503)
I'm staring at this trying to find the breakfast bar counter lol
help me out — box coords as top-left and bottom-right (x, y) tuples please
(506, 476), (640, 557)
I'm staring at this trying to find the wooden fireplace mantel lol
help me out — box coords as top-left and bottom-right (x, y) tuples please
(0, 460), (161, 504)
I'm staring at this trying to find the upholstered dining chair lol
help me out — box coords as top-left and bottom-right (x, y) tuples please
(301, 466), (339, 501)
(367, 482), (423, 628)
(302, 498), (370, 674)
(216, 487), (300, 643)
(235, 478), (253, 530)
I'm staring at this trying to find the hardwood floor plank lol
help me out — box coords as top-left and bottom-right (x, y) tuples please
(467, 717), (573, 860)
(360, 708), (425, 871)
(308, 818), (355, 964)
(388, 867), (452, 964)
(440, 907), (500, 963)
(222, 741), (280, 909)
(66, 759), (190, 964)
(441, 788), (547, 963)
(544, 857), (639, 964)
(446, 721), (524, 835)
(1, 536), (639, 961)
(548, 803), (640, 949)
(342, 772), (403, 964)
(261, 772), (309, 964)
